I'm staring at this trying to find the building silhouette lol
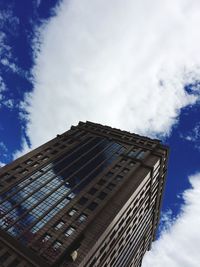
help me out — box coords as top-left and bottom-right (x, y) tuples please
(0, 121), (168, 267)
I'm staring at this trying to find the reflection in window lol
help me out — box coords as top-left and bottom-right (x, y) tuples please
(65, 227), (76, 237)
(78, 213), (87, 223)
(68, 209), (77, 217)
(54, 220), (65, 230)
(0, 136), (125, 245)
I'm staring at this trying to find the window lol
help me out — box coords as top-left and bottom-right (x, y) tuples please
(87, 202), (98, 211)
(68, 208), (77, 217)
(0, 252), (10, 263)
(33, 162), (39, 167)
(65, 227), (76, 237)
(42, 234), (51, 242)
(78, 197), (88, 205)
(122, 168), (129, 173)
(128, 150), (139, 158)
(106, 172), (113, 177)
(54, 220), (65, 230)
(42, 157), (49, 161)
(120, 159), (127, 163)
(36, 153), (42, 158)
(98, 179), (106, 185)
(129, 161), (136, 167)
(106, 183), (115, 191)
(25, 159), (33, 165)
(6, 176), (15, 183)
(78, 213), (87, 223)
(115, 175), (123, 182)
(21, 169), (28, 174)
(136, 151), (146, 159)
(88, 187), (97, 195)
(51, 150), (58, 155)
(12, 166), (22, 171)
(98, 192), (107, 200)
(114, 165), (120, 170)
(53, 241), (62, 250)
(8, 259), (20, 267)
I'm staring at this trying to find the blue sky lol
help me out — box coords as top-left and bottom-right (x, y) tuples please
(0, 1), (200, 266)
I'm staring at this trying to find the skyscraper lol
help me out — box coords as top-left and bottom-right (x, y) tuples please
(0, 121), (168, 267)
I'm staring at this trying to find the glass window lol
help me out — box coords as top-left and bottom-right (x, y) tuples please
(25, 160), (33, 165)
(122, 168), (129, 173)
(36, 153), (42, 158)
(87, 202), (98, 211)
(68, 208), (77, 217)
(128, 150), (139, 158)
(106, 183), (116, 191)
(53, 241), (62, 250)
(78, 213), (87, 223)
(78, 197), (88, 205)
(21, 169), (28, 175)
(42, 234), (51, 242)
(98, 179), (106, 186)
(65, 227), (76, 237)
(106, 172), (113, 177)
(98, 192), (107, 200)
(54, 220), (65, 230)
(136, 151), (146, 159)
(88, 187), (97, 195)
(42, 157), (49, 161)
(115, 175), (123, 182)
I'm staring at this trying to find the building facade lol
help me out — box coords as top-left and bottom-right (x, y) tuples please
(0, 121), (168, 267)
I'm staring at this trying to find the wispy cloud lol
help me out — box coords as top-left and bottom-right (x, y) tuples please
(180, 122), (200, 150)
(142, 172), (200, 267)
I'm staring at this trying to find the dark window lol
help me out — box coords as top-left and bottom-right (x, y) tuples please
(114, 165), (120, 170)
(88, 187), (97, 195)
(122, 168), (129, 173)
(98, 192), (107, 200)
(106, 172), (113, 177)
(129, 161), (136, 167)
(87, 202), (98, 211)
(115, 175), (123, 181)
(98, 179), (106, 185)
(51, 150), (58, 155)
(0, 252), (10, 263)
(8, 259), (20, 267)
(128, 150), (139, 158)
(12, 166), (22, 171)
(25, 159), (33, 164)
(106, 183), (115, 190)
(78, 197), (88, 205)
(6, 176), (16, 183)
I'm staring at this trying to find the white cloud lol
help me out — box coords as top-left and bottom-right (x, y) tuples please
(142, 172), (200, 267)
(12, 137), (31, 160)
(20, 0), (200, 149)
(180, 122), (200, 150)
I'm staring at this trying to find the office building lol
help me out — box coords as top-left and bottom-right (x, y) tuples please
(0, 121), (168, 267)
